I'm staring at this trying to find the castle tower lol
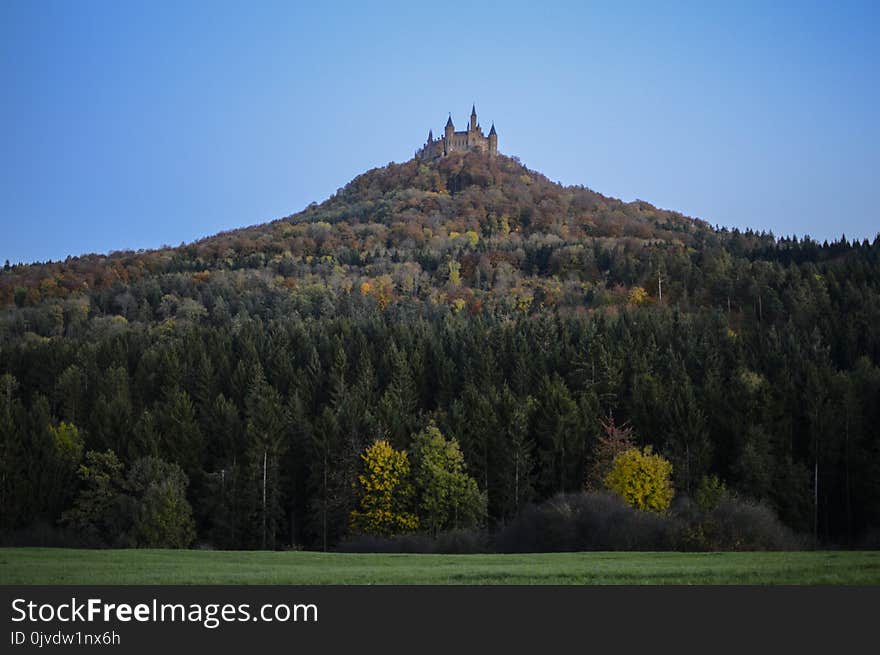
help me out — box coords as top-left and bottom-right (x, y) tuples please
(444, 115), (455, 154)
(428, 129), (433, 143)
(470, 104), (478, 131)
(488, 123), (497, 156)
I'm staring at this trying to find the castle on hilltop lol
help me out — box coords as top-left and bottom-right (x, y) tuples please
(416, 105), (497, 160)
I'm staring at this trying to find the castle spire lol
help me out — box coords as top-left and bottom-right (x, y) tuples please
(428, 129), (433, 142)
(445, 114), (454, 129)
(470, 104), (477, 131)
(488, 122), (498, 157)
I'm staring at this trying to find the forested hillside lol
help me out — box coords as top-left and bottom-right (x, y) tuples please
(2, 151), (879, 549)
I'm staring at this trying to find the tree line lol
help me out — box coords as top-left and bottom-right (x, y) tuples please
(2, 297), (878, 548)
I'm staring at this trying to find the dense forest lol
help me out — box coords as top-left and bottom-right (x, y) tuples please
(2, 151), (879, 549)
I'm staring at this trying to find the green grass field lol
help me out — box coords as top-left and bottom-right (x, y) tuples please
(1, 548), (878, 584)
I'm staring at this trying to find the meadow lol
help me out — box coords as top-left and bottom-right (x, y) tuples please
(1, 549), (878, 585)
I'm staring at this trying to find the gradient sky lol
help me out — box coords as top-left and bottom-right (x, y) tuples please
(1, 1), (877, 264)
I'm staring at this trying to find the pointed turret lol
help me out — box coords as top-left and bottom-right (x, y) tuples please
(488, 122), (498, 156)
(470, 104), (478, 131)
(428, 129), (433, 143)
(444, 114), (455, 154)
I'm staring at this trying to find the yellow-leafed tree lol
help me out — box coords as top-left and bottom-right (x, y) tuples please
(604, 446), (674, 514)
(350, 440), (419, 536)
(628, 286), (650, 306)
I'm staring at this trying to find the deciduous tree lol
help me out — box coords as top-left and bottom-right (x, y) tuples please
(604, 446), (674, 514)
(411, 425), (486, 535)
(350, 440), (419, 536)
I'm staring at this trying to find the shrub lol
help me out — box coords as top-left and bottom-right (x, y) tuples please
(496, 491), (796, 552)
(495, 492), (678, 552)
(694, 474), (726, 512)
(0, 520), (86, 548)
(701, 494), (799, 551)
(859, 527), (880, 549)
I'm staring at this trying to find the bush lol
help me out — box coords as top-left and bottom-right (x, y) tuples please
(694, 474), (726, 512)
(858, 527), (880, 549)
(0, 520), (86, 548)
(700, 494), (799, 551)
(495, 492), (678, 552)
(495, 491), (798, 552)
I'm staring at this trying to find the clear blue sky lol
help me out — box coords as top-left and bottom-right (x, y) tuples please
(1, 1), (877, 264)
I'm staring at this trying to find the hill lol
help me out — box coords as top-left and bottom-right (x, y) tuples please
(1, 151), (879, 550)
(1, 152), (709, 312)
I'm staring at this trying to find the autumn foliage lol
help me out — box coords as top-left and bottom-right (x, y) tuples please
(349, 428), (486, 538)
(2, 151), (880, 548)
(604, 446), (674, 514)
(349, 440), (419, 536)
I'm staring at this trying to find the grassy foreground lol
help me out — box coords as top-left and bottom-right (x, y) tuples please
(1, 548), (878, 585)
